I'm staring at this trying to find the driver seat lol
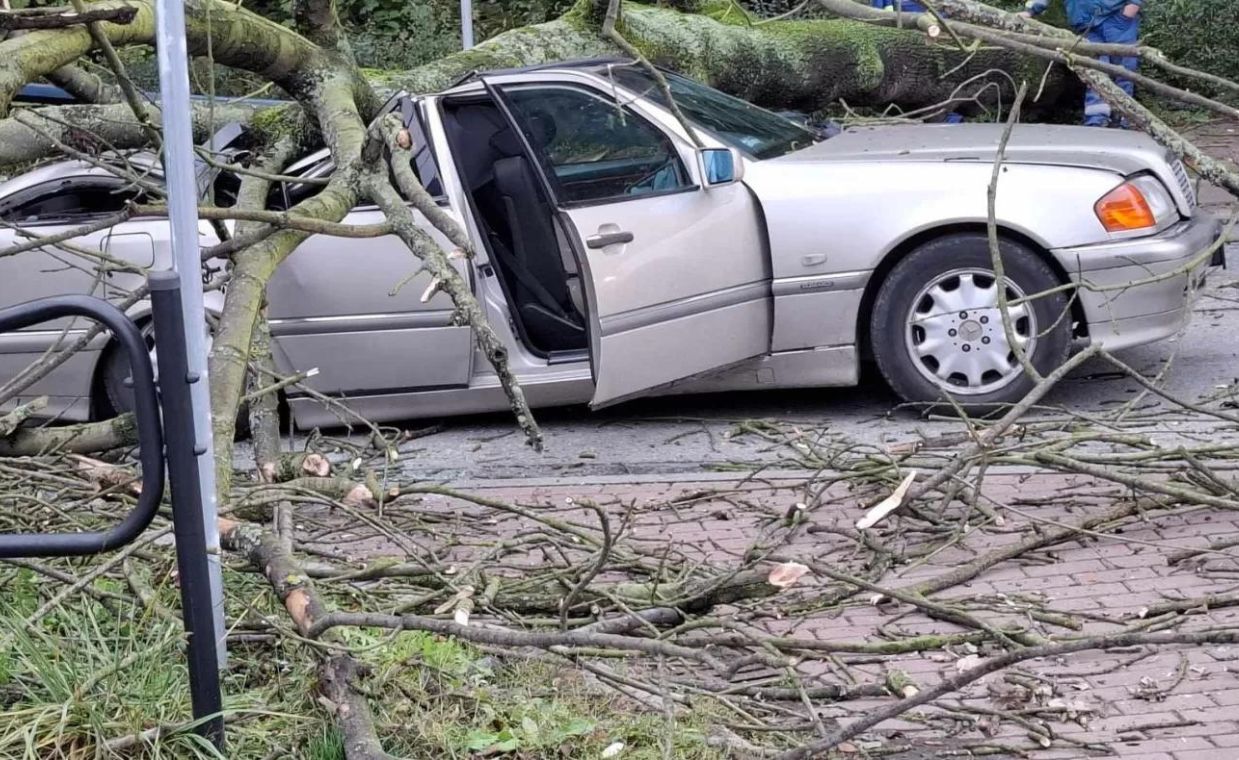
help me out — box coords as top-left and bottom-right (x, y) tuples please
(489, 125), (585, 352)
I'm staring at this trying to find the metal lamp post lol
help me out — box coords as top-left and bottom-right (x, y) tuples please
(461, 0), (474, 48)
(153, 0), (228, 745)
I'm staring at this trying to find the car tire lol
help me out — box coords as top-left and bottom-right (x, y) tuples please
(98, 320), (157, 420)
(97, 321), (251, 435)
(869, 232), (1072, 414)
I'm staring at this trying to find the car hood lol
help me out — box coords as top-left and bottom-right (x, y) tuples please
(776, 123), (1172, 177)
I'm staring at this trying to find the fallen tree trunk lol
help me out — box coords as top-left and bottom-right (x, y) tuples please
(318, 656), (402, 760)
(381, 0), (1071, 113)
(218, 518), (401, 760)
(0, 0), (1073, 176)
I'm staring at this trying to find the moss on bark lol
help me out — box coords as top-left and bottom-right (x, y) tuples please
(377, 1), (1066, 113)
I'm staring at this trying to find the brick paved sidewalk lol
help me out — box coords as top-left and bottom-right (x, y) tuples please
(316, 470), (1239, 758)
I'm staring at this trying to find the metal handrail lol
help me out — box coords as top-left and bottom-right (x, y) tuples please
(0, 295), (165, 558)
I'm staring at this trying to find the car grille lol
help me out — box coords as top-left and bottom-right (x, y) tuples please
(1171, 158), (1196, 208)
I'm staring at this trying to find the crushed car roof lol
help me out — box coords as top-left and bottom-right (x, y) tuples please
(447, 57), (638, 89)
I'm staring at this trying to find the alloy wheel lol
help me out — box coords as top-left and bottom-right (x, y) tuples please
(903, 268), (1037, 396)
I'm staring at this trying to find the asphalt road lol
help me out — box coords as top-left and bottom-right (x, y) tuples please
(380, 245), (1239, 483)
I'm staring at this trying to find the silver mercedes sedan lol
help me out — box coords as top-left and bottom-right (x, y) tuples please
(0, 59), (1223, 428)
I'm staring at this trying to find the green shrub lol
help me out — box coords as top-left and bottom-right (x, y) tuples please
(1142, 0), (1239, 86)
(343, 0), (461, 70)
(241, 0), (576, 70)
(979, 0), (1239, 85)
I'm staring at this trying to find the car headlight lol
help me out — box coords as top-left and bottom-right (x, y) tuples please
(1094, 175), (1176, 233)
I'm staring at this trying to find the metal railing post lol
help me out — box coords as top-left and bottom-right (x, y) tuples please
(0, 296), (164, 558)
(149, 271), (225, 748)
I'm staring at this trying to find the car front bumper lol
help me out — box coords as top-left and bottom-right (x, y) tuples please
(1050, 213), (1225, 351)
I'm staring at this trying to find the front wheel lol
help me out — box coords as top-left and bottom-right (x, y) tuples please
(869, 233), (1072, 414)
(96, 321), (251, 434)
(97, 320), (160, 420)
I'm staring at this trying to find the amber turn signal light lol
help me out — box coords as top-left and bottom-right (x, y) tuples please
(1095, 182), (1156, 232)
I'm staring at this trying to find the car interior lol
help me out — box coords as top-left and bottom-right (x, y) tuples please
(0, 181), (146, 224)
(440, 94), (589, 358)
(0, 123), (248, 225)
(256, 82), (695, 361)
(0, 169), (243, 224)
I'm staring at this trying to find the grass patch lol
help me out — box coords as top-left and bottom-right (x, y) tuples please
(0, 560), (734, 759)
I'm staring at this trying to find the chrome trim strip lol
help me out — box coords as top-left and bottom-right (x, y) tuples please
(0, 329), (102, 353)
(0, 328), (90, 338)
(771, 270), (870, 297)
(269, 311), (457, 336)
(285, 364), (593, 401)
(599, 281), (769, 336)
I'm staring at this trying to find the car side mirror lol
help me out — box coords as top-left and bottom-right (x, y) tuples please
(698, 147), (743, 188)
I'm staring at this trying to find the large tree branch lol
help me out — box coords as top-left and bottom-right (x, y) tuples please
(363, 164), (543, 450)
(132, 202), (391, 238)
(0, 101), (257, 167)
(0, 413), (136, 456)
(0, 0), (1069, 170)
(204, 73), (371, 503)
(292, 0), (351, 60)
(46, 63), (123, 103)
(0, 5), (137, 30)
(0, 0), (328, 116)
(382, 0), (1069, 112)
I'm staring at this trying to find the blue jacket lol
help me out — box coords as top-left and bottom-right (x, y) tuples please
(1026, 0), (1141, 30)
(872, 0), (929, 12)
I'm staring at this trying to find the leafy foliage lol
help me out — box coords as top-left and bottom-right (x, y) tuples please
(242, 0), (576, 70)
(984, 0), (1239, 86)
(1143, 0), (1239, 87)
(461, 703), (595, 754)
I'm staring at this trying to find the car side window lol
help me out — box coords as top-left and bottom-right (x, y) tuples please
(503, 85), (689, 205)
(271, 154), (333, 210)
(403, 105), (444, 198)
(211, 166), (242, 208)
(266, 107), (445, 211)
(0, 181), (144, 224)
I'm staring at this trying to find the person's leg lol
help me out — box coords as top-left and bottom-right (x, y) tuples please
(1104, 11), (1140, 127)
(1081, 26), (1111, 127)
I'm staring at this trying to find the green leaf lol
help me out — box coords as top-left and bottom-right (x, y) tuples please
(520, 715), (540, 743)
(562, 717), (595, 737)
(465, 729), (500, 751)
(494, 737), (520, 752)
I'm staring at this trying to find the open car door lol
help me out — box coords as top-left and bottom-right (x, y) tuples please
(493, 79), (772, 406)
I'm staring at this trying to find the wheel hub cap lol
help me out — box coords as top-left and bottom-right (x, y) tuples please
(904, 269), (1037, 396)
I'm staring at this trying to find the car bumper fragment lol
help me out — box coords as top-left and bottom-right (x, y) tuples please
(1050, 213), (1224, 351)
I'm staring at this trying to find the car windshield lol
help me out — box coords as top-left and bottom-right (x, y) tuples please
(602, 64), (819, 160)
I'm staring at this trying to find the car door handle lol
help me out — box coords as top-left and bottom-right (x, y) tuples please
(585, 230), (634, 249)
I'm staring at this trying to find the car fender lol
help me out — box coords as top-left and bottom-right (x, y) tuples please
(743, 159), (1127, 284)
